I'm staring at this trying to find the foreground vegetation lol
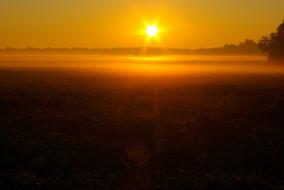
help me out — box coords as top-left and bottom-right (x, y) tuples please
(0, 69), (284, 189)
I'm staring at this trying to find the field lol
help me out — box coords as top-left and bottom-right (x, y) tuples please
(0, 55), (284, 189)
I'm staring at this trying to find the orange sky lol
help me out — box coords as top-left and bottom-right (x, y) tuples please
(0, 0), (283, 49)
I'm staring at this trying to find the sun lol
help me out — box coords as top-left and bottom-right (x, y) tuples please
(146, 25), (159, 37)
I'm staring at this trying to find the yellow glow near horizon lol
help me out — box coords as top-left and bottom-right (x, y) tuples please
(146, 25), (159, 37)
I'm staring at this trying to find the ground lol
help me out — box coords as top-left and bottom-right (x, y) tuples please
(0, 61), (284, 189)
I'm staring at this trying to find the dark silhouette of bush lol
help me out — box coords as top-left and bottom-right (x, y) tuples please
(258, 20), (284, 61)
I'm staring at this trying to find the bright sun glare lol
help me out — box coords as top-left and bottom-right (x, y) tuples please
(146, 25), (159, 37)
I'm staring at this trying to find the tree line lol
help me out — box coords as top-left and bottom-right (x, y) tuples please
(258, 20), (284, 61)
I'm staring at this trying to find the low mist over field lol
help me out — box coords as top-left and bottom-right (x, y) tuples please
(0, 54), (283, 75)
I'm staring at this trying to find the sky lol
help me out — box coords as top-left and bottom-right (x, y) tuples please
(0, 0), (283, 49)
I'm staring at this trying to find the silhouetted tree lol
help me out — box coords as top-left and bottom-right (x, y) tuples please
(239, 39), (258, 49)
(258, 20), (284, 61)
